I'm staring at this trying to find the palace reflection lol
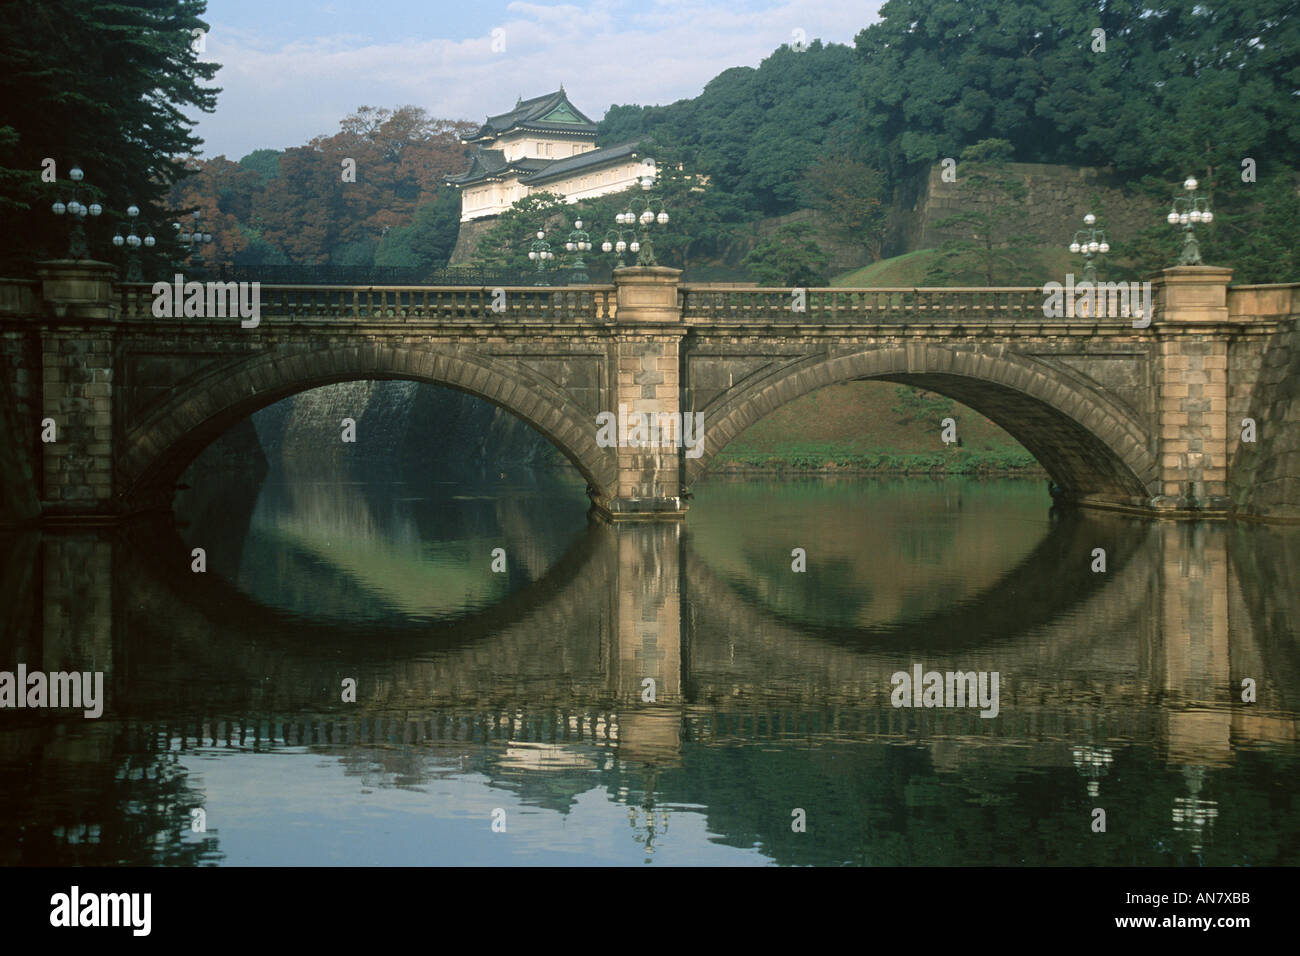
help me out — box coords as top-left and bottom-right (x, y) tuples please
(1, 472), (1298, 866)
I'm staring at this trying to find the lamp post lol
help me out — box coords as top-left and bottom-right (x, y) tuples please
(1068, 213), (1109, 284)
(600, 227), (638, 269)
(527, 229), (555, 286)
(174, 209), (213, 274)
(564, 219), (593, 283)
(615, 193), (669, 267)
(112, 205), (156, 282)
(1166, 177), (1213, 266)
(50, 166), (103, 259)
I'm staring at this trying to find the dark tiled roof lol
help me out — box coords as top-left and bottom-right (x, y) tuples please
(446, 137), (645, 189)
(521, 143), (642, 185)
(445, 148), (505, 184)
(445, 149), (552, 186)
(465, 89), (598, 142)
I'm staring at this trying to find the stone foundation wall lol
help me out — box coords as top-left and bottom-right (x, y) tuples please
(886, 162), (1163, 258)
(1229, 317), (1300, 520)
(447, 217), (499, 266)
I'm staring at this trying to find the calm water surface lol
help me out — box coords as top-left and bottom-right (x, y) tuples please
(1, 465), (1298, 866)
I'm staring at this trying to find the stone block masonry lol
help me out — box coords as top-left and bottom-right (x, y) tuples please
(887, 161), (1163, 259)
(1, 260), (1297, 524)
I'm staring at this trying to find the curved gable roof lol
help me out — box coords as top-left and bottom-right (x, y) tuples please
(465, 89), (598, 143)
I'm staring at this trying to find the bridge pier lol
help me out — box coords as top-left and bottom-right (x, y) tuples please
(590, 267), (690, 521)
(1149, 266), (1237, 516)
(31, 262), (119, 520)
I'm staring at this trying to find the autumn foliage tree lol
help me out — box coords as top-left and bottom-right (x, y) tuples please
(167, 106), (474, 268)
(168, 156), (264, 262)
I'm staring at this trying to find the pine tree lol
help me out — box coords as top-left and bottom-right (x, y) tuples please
(0, 0), (219, 273)
(923, 140), (1038, 286)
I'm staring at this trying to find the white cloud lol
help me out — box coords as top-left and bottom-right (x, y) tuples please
(193, 0), (880, 159)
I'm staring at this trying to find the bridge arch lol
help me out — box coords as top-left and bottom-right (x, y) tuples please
(686, 345), (1158, 509)
(116, 342), (618, 508)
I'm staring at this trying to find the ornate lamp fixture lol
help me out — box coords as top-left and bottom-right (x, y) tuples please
(615, 197), (669, 267)
(564, 219), (593, 283)
(175, 209), (213, 273)
(1166, 177), (1213, 266)
(50, 166), (103, 259)
(1068, 213), (1109, 284)
(112, 204), (156, 282)
(527, 229), (555, 286)
(600, 227), (637, 269)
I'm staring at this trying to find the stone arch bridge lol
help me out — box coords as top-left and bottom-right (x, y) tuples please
(1, 263), (1297, 525)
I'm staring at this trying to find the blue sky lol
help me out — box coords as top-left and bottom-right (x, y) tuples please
(191, 0), (881, 159)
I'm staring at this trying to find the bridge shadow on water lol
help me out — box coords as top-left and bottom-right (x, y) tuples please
(1, 472), (1299, 865)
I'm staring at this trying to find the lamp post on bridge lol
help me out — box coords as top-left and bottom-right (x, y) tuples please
(112, 205), (155, 282)
(174, 209), (213, 276)
(1068, 213), (1109, 284)
(50, 166), (103, 260)
(564, 219), (593, 283)
(1167, 177), (1213, 266)
(600, 227), (637, 269)
(616, 190), (669, 267)
(527, 229), (555, 286)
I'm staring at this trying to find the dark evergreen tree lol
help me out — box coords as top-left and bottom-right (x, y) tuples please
(742, 221), (830, 286)
(922, 139), (1039, 286)
(594, 40), (859, 218)
(375, 189), (462, 273)
(0, 0), (220, 273)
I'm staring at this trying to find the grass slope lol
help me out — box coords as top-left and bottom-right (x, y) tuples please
(711, 381), (1042, 476)
(831, 246), (1077, 287)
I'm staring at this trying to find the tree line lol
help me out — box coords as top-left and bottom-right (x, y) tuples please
(1, 0), (1296, 283)
(167, 107), (471, 272)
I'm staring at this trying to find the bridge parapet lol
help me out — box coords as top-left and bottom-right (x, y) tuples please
(680, 285), (1107, 326)
(116, 282), (618, 324)
(1227, 283), (1300, 321)
(4, 263), (1300, 524)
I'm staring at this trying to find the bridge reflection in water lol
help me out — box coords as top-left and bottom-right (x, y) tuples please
(0, 476), (1298, 865)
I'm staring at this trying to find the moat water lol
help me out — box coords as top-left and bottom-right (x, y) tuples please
(1, 462), (1298, 865)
